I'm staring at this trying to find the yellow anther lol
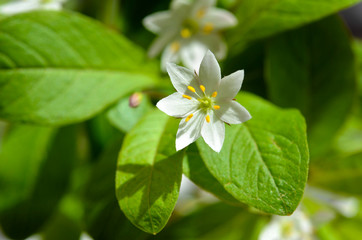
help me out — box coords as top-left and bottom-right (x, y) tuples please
(196, 9), (206, 19)
(181, 28), (191, 38)
(203, 23), (214, 34)
(211, 91), (217, 98)
(206, 115), (210, 123)
(187, 86), (196, 93)
(200, 85), (205, 93)
(213, 105), (220, 110)
(185, 114), (194, 122)
(171, 41), (180, 53)
(182, 94), (192, 100)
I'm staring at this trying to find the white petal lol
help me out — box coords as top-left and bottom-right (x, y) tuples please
(214, 100), (251, 124)
(217, 70), (244, 101)
(176, 110), (205, 151)
(180, 41), (207, 72)
(198, 50), (221, 95)
(161, 44), (180, 71)
(193, 34), (227, 60)
(202, 9), (238, 29)
(166, 63), (202, 96)
(201, 111), (225, 152)
(0, 1), (39, 14)
(191, 0), (216, 15)
(42, 2), (62, 10)
(148, 31), (177, 58)
(156, 92), (198, 118)
(143, 11), (172, 34)
(171, 0), (191, 10)
(258, 219), (282, 240)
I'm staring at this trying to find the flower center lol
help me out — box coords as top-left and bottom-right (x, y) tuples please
(181, 19), (199, 38)
(198, 97), (213, 111)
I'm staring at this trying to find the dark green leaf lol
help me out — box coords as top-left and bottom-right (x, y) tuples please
(116, 110), (184, 234)
(197, 92), (309, 215)
(266, 16), (356, 156)
(0, 11), (158, 125)
(0, 125), (77, 239)
(228, 0), (360, 53)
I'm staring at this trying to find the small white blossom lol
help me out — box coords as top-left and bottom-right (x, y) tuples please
(143, 0), (237, 71)
(156, 50), (251, 152)
(0, 0), (65, 15)
(258, 209), (314, 240)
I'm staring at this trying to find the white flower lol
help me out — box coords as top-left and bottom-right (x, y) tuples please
(258, 209), (314, 240)
(156, 50), (251, 152)
(0, 0), (65, 15)
(143, 0), (237, 71)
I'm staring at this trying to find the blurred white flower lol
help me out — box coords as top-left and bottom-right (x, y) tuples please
(0, 0), (65, 15)
(306, 186), (360, 218)
(157, 50), (251, 152)
(143, 0), (237, 71)
(258, 209), (314, 240)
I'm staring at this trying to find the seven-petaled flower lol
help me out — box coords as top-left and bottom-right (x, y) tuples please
(143, 0), (237, 71)
(157, 50), (251, 152)
(0, 0), (65, 15)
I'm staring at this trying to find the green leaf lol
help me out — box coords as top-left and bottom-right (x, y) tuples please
(265, 16), (356, 157)
(107, 94), (153, 133)
(0, 125), (77, 239)
(228, 0), (360, 53)
(309, 152), (362, 196)
(0, 11), (158, 125)
(197, 92), (309, 215)
(183, 144), (241, 205)
(116, 110), (184, 234)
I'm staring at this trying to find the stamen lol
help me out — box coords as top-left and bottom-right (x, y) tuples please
(213, 105), (220, 110)
(185, 114), (193, 122)
(187, 86), (196, 93)
(203, 23), (214, 34)
(171, 41), (180, 53)
(200, 85), (205, 93)
(206, 115), (210, 123)
(211, 91), (217, 98)
(196, 9), (206, 19)
(182, 94), (192, 100)
(181, 28), (191, 38)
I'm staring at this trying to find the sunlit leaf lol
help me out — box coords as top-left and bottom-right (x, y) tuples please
(0, 11), (158, 125)
(197, 92), (309, 215)
(116, 110), (183, 234)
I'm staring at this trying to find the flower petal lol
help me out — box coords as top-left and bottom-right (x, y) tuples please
(216, 70), (244, 101)
(0, 1), (39, 14)
(202, 9), (238, 29)
(161, 44), (181, 71)
(143, 11), (172, 34)
(201, 111), (225, 152)
(180, 41), (208, 72)
(198, 50), (221, 95)
(157, 92), (198, 118)
(176, 110), (205, 151)
(214, 100), (251, 124)
(191, 0), (216, 15)
(148, 31), (177, 58)
(166, 63), (202, 97)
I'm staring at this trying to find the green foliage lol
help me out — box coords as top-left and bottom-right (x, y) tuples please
(196, 93), (309, 215)
(0, 11), (158, 125)
(228, 0), (361, 53)
(116, 110), (184, 234)
(310, 152), (362, 196)
(0, 125), (77, 239)
(266, 16), (356, 157)
(107, 95), (153, 133)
